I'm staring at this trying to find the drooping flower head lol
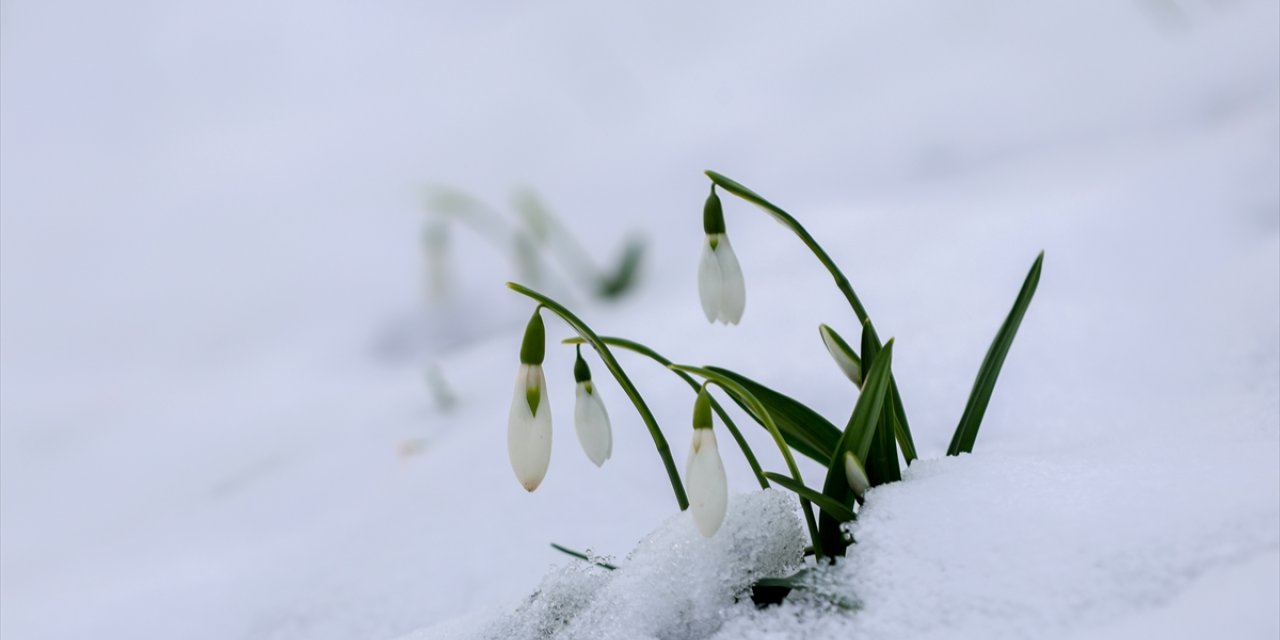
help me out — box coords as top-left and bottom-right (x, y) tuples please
(573, 345), (612, 467)
(698, 186), (746, 325)
(508, 309), (552, 491)
(685, 387), (728, 537)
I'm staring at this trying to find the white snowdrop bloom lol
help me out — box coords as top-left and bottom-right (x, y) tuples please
(508, 310), (552, 492)
(698, 234), (746, 325)
(573, 347), (612, 467)
(698, 187), (746, 325)
(844, 451), (870, 500)
(509, 363), (552, 492)
(686, 389), (728, 537)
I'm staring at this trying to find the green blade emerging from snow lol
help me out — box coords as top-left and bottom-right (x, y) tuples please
(947, 252), (1044, 456)
(764, 472), (856, 522)
(859, 322), (902, 486)
(817, 339), (895, 557)
(550, 542), (618, 570)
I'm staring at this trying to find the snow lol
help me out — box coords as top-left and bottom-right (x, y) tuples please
(410, 490), (804, 640)
(2, 1), (1278, 639)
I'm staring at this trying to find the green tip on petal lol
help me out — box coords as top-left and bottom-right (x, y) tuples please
(520, 309), (546, 365)
(703, 186), (725, 235)
(525, 368), (542, 416)
(573, 345), (591, 383)
(693, 387), (713, 430)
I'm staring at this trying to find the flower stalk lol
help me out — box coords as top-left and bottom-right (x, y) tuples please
(562, 335), (769, 490)
(507, 282), (689, 511)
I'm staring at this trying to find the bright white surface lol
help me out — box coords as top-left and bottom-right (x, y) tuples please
(2, 1), (1277, 639)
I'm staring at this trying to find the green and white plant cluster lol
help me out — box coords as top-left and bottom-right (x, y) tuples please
(503, 170), (1044, 601)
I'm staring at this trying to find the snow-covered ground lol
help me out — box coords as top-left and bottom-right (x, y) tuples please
(2, 1), (1277, 639)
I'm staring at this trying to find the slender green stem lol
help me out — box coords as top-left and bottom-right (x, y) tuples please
(706, 171), (869, 324)
(508, 282), (689, 511)
(563, 335), (769, 490)
(671, 364), (825, 560)
(705, 170), (919, 463)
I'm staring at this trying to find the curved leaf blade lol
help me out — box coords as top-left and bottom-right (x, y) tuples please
(947, 252), (1044, 456)
(703, 367), (842, 464)
(763, 473), (856, 522)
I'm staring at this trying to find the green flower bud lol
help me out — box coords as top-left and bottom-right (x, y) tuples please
(703, 185), (725, 236)
(693, 387), (714, 430)
(573, 345), (592, 384)
(519, 309), (545, 365)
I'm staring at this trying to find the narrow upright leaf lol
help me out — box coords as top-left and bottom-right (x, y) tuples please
(859, 322), (901, 486)
(947, 252), (1044, 456)
(817, 339), (895, 557)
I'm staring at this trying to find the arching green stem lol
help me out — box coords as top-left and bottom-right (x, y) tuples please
(671, 364), (824, 560)
(563, 335), (769, 490)
(508, 282), (689, 511)
(704, 170), (918, 464)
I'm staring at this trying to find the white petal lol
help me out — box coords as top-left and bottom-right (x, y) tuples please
(685, 429), (728, 537)
(697, 236), (723, 323)
(574, 382), (612, 467)
(714, 235), (746, 325)
(508, 364), (552, 491)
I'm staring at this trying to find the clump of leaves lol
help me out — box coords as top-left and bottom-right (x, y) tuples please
(501, 170), (1043, 605)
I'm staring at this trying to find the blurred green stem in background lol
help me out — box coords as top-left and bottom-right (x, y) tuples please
(424, 186), (646, 303)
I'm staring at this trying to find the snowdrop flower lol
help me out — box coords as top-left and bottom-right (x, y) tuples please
(508, 310), (552, 492)
(573, 346), (612, 467)
(843, 451), (869, 500)
(698, 187), (746, 325)
(819, 323), (863, 388)
(685, 388), (728, 537)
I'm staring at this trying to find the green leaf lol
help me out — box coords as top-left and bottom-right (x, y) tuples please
(818, 339), (895, 557)
(550, 542), (618, 571)
(858, 322), (901, 487)
(703, 367), (842, 465)
(596, 236), (646, 299)
(947, 252), (1044, 456)
(819, 323), (863, 387)
(764, 473), (856, 522)
(887, 380), (918, 463)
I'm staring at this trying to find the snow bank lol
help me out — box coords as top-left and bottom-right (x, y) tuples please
(410, 489), (804, 640)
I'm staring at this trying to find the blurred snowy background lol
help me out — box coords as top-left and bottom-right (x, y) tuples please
(1, 1), (1277, 639)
